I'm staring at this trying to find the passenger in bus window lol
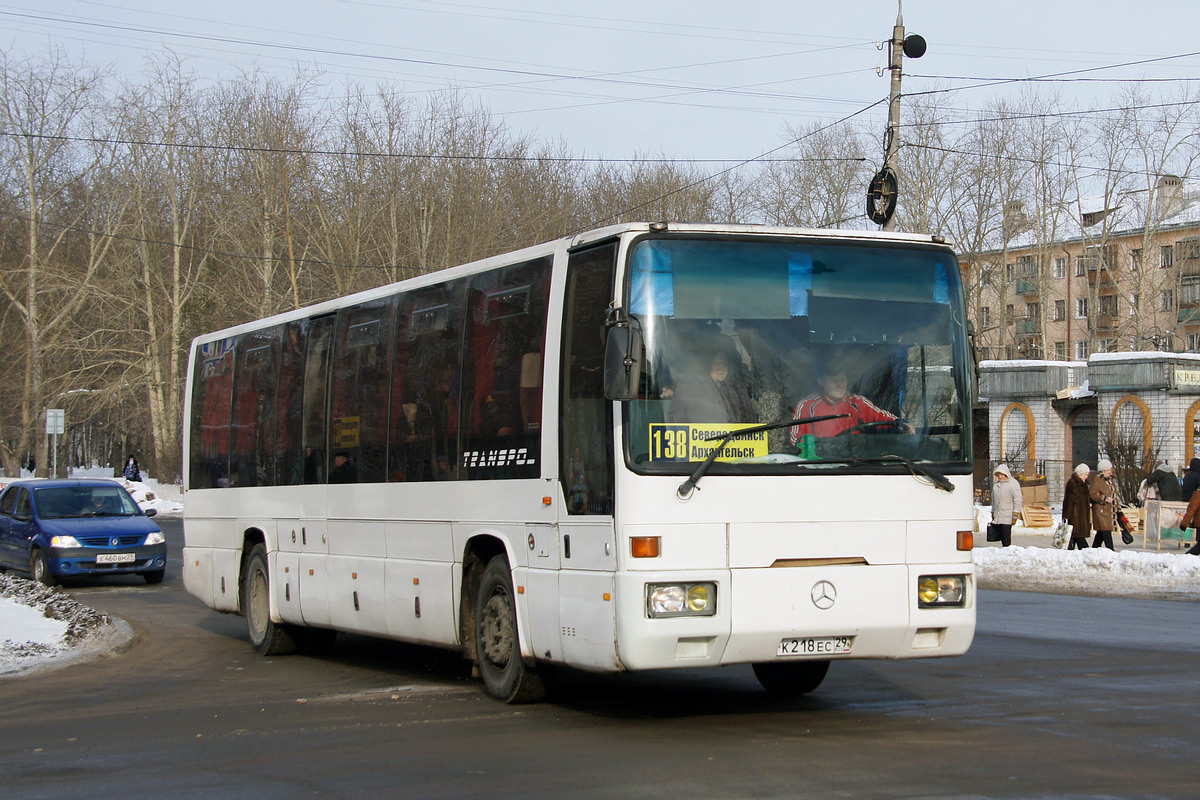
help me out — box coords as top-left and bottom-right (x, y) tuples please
(787, 351), (913, 444)
(668, 350), (755, 424)
(330, 451), (357, 484)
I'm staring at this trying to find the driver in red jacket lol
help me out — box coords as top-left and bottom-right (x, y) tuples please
(788, 356), (913, 445)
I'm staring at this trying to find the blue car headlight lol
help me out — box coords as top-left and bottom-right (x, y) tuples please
(145, 532), (165, 545)
(50, 535), (83, 548)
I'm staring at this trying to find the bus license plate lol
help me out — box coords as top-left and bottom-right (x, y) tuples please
(96, 553), (135, 564)
(777, 636), (852, 656)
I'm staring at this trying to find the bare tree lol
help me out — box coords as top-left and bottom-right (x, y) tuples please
(0, 48), (113, 476)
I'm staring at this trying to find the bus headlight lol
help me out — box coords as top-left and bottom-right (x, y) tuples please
(646, 582), (717, 618)
(917, 575), (966, 608)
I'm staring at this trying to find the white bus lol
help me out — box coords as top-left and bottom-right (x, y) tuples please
(183, 222), (976, 702)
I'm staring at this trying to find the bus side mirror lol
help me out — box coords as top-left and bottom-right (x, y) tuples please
(603, 323), (643, 401)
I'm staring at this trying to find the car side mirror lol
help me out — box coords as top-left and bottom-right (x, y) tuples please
(603, 316), (643, 402)
(144, 507), (158, 517)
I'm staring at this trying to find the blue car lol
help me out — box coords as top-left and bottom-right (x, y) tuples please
(0, 479), (166, 585)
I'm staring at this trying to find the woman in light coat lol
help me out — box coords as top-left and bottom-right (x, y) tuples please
(990, 464), (1023, 548)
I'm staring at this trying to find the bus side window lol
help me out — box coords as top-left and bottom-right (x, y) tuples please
(560, 242), (617, 515)
(331, 297), (396, 483)
(189, 338), (234, 489)
(302, 316), (335, 484)
(276, 320), (307, 485)
(230, 327), (281, 487)
(391, 280), (466, 482)
(461, 258), (551, 480)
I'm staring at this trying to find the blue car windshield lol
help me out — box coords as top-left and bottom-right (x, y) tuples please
(624, 236), (972, 472)
(34, 486), (140, 519)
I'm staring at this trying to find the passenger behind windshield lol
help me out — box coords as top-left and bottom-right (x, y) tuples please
(668, 349), (755, 424)
(788, 349), (913, 453)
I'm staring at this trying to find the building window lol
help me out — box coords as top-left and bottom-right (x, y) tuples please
(1181, 275), (1200, 306)
(1130, 293), (1140, 312)
(1075, 256), (1086, 277)
(1053, 257), (1067, 279)
(1179, 238), (1200, 264)
(1099, 294), (1119, 317)
(1131, 248), (1143, 271)
(1076, 297), (1088, 318)
(1026, 301), (1040, 321)
(1188, 333), (1200, 353)
(1161, 290), (1175, 310)
(1054, 299), (1066, 321)
(1006, 303), (1014, 319)
(1161, 245), (1174, 268)
(1097, 338), (1117, 353)
(980, 306), (991, 329)
(1076, 340), (1090, 359)
(1054, 341), (1067, 359)
(1005, 263), (1014, 283)
(1005, 345), (1016, 359)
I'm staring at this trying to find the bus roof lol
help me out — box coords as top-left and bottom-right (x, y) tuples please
(190, 222), (954, 346)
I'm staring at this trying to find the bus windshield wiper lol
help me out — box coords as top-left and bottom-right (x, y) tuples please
(847, 455), (955, 493)
(676, 414), (848, 498)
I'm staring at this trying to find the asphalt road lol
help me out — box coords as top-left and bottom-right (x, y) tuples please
(1, 519), (1197, 799)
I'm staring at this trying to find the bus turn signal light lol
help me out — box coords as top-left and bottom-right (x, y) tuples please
(957, 530), (973, 551)
(631, 536), (660, 558)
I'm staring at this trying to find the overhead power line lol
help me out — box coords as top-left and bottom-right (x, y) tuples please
(904, 50), (1200, 98)
(0, 129), (866, 165)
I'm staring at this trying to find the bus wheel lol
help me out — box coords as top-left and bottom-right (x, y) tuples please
(242, 544), (297, 656)
(474, 555), (545, 703)
(752, 660), (830, 696)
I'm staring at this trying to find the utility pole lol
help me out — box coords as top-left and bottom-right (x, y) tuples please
(866, 2), (924, 230)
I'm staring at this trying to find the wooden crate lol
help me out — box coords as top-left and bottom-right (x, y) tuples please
(1020, 505), (1054, 528)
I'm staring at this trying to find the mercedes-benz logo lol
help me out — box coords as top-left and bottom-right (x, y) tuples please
(811, 580), (837, 610)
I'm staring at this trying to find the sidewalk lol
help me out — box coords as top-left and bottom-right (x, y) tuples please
(973, 506), (1196, 554)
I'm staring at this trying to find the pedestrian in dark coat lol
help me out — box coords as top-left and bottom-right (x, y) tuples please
(1062, 463), (1092, 550)
(1089, 458), (1118, 550)
(1142, 463), (1181, 502)
(1182, 458), (1200, 503)
(122, 455), (140, 482)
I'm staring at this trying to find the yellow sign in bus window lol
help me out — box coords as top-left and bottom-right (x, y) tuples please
(648, 423), (767, 462)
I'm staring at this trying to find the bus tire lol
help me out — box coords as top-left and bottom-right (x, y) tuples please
(752, 660), (830, 696)
(242, 544), (297, 656)
(474, 554), (545, 703)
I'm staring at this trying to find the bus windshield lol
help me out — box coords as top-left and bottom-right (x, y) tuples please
(624, 235), (971, 473)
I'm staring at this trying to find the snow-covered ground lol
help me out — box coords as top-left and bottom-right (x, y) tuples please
(2, 494), (1198, 678)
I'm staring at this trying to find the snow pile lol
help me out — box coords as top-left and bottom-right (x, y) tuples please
(975, 545), (1200, 598)
(0, 574), (131, 677)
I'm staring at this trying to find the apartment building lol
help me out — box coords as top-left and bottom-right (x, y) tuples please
(975, 176), (1200, 361)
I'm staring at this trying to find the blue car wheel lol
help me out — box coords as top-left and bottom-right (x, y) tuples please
(31, 549), (56, 587)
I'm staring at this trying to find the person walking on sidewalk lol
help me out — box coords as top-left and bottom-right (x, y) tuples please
(1174, 482), (1200, 556)
(990, 464), (1023, 548)
(1089, 458), (1119, 550)
(1063, 463), (1093, 550)
(1182, 458), (1200, 504)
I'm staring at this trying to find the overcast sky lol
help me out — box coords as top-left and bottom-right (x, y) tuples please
(3, 1), (1197, 164)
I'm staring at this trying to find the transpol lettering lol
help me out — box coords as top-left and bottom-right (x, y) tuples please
(461, 448), (536, 468)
